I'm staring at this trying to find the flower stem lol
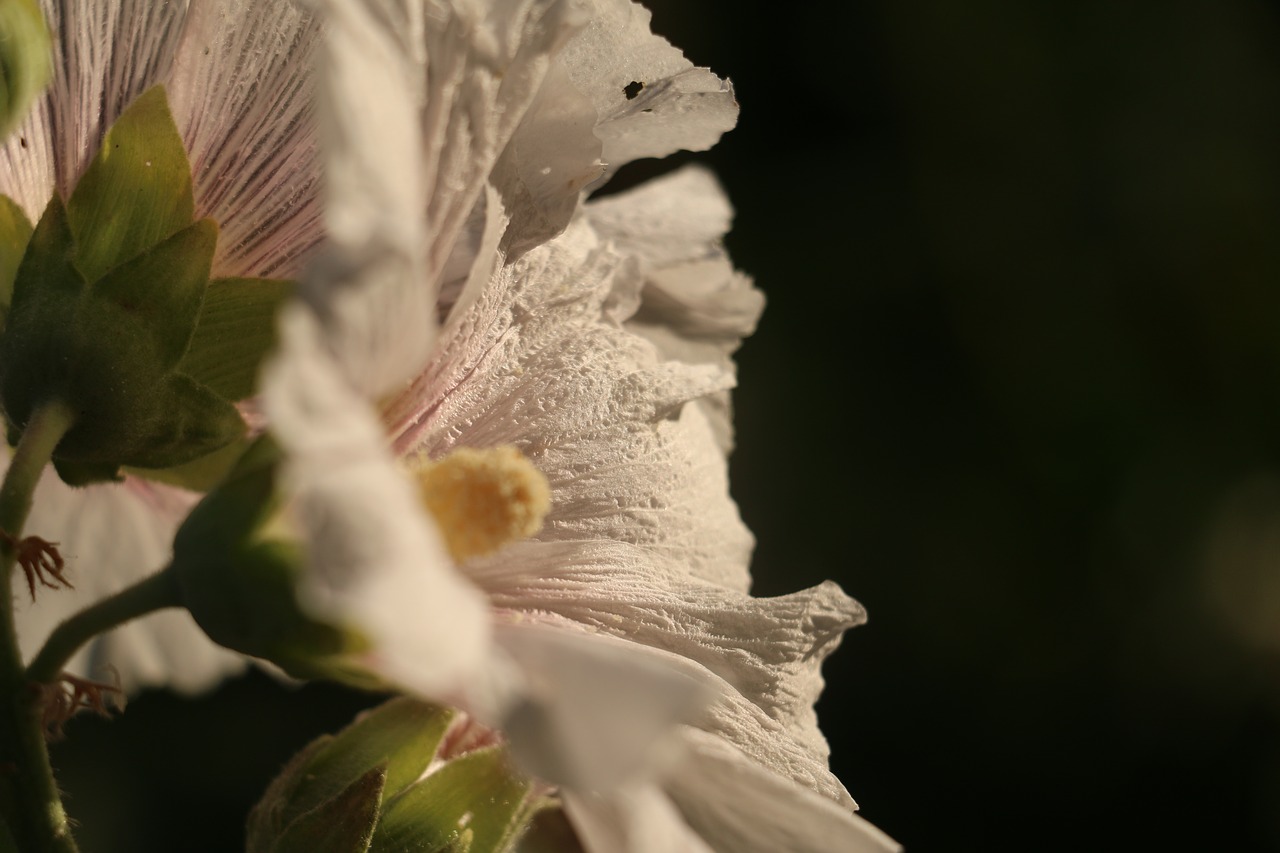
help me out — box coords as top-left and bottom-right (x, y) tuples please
(26, 566), (181, 685)
(0, 399), (79, 852)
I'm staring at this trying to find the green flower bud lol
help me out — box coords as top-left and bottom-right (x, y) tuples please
(171, 436), (373, 683)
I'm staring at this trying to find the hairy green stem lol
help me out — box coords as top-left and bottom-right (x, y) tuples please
(0, 400), (79, 852)
(27, 566), (181, 685)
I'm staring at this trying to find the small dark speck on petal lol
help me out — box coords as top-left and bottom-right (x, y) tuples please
(19, 137), (27, 149)
(624, 80), (644, 100)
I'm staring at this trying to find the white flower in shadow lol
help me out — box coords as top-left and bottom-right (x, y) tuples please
(266, 1), (898, 850)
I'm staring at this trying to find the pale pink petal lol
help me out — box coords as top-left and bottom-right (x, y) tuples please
(168, 0), (323, 279)
(11, 465), (245, 694)
(0, 0), (188, 219)
(663, 728), (902, 853)
(0, 0), (324, 280)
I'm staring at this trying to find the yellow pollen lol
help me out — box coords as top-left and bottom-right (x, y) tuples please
(413, 446), (551, 561)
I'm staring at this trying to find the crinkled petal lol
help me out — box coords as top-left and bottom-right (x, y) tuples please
(168, 0), (323, 279)
(471, 544), (856, 805)
(564, 786), (716, 853)
(11, 466), (244, 694)
(262, 305), (491, 697)
(386, 218), (752, 590)
(417, 0), (584, 281)
(473, 537), (860, 773)
(663, 728), (902, 853)
(589, 166), (763, 452)
(557, 0), (736, 175)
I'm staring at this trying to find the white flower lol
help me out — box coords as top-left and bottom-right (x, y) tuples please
(0, 0), (323, 692)
(266, 0), (898, 850)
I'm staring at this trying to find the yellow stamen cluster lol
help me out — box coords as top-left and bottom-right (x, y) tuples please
(413, 446), (551, 561)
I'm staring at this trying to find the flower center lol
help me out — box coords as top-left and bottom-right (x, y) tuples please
(412, 446), (551, 561)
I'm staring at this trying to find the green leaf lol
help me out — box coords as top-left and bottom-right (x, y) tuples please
(372, 747), (533, 853)
(272, 766), (386, 853)
(90, 217), (216, 370)
(0, 0), (51, 139)
(180, 276), (295, 400)
(0, 194), (33, 323)
(66, 85), (194, 283)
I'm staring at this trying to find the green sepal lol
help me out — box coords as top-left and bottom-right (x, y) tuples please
(0, 194), (34, 324)
(0, 0), (51, 140)
(124, 437), (251, 493)
(181, 276), (295, 401)
(0, 196), (241, 478)
(66, 85), (194, 283)
(172, 436), (368, 675)
(270, 766), (386, 853)
(371, 747), (534, 853)
(123, 372), (245, 470)
(0, 195), (86, 437)
(90, 217), (216, 370)
(248, 698), (456, 852)
(248, 737), (334, 853)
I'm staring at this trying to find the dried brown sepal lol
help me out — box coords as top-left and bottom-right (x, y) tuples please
(34, 670), (125, 741)
(0, 530), (71, 600)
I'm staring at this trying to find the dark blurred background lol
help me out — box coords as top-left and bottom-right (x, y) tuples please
(51, 1), (1280, 850)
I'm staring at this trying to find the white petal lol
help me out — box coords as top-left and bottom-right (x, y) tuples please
(471, 538), (860, 804)
(491, 57), (603, 258)
(168, 0), (324, 280)
(557, 0), (737, 175)
(478, 540), (861, 749)
(564, 786), (716, 853)
(417, 0), (584, 281)
(262, 305), (491, 697)
(385, 219), (752, 591)
(11, 467), (244, 695)
(300, 0), (434, 394)
(475, 618), (709, 791)
(663, 728), (902, 853)
(589, 166), (763, 452)
(0, 0), (190, 218)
